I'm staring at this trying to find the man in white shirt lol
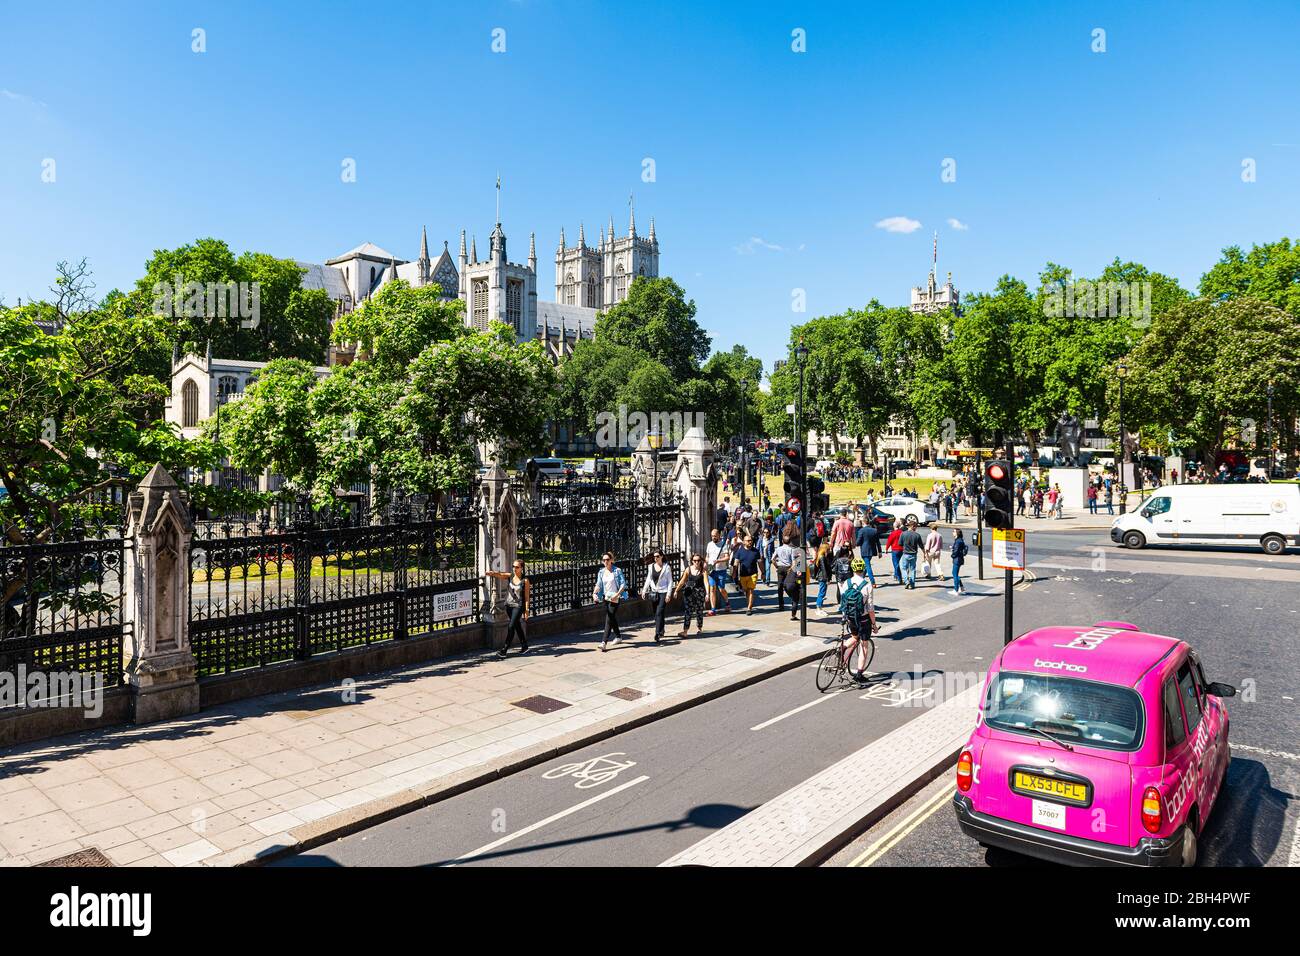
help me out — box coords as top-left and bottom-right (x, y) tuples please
(922, 526), (944, 580)
(705, 528), (731, 614)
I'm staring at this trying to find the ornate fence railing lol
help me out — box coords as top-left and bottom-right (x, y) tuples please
(0, 517), (127, 703)
(189, 503), (481, 678)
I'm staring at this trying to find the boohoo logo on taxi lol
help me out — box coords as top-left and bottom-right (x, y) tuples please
(49, 886), (151, 936)
(1034, 658), (1088, 673)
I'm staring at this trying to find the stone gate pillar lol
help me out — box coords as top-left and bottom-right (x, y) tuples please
(123, 465), (200, 724)
(477, 465), (518, 647)
(671, 426), (717, 558)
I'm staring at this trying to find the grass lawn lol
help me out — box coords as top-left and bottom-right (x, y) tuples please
(720, 475), (946, 509)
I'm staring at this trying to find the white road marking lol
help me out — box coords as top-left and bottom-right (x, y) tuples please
(453, 774), (650, 863)
(1231, 742), (1300, 761)
(750, 687), (854, 730)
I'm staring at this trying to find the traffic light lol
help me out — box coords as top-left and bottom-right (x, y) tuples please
(778, 442), (805, 511)
(983, 459), (1015, 529)
(807, 474), (829, 513)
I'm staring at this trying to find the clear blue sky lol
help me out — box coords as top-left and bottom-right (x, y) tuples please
(3, 0), (1298, 375)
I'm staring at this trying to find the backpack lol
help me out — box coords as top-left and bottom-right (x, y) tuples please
(841, 578), (866, 619)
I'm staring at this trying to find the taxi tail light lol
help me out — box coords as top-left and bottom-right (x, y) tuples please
(956, 750), (974, 792)
(1140, 786), (1162, 833)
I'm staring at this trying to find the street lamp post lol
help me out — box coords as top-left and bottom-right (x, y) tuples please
(795, 339), (808, 637)
(647, 428), (663, 503)
(739, 377), (748, 503)
(1266, 380), (1274, 478)
(1117, 362), (1128, 513)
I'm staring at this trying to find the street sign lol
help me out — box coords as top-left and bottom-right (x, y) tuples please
(992, 528), (1026, 571)
(786, 496), (801, 513)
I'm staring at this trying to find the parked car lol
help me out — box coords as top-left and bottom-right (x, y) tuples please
(953, 620), (1235, 866)
(871, 495), (938, 526)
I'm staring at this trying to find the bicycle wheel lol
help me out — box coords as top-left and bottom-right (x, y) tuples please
(849, 638), (876, 680)
(815, 648), (843, 692)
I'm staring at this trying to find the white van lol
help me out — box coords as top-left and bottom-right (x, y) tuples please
(1110, 483), (1300, 555)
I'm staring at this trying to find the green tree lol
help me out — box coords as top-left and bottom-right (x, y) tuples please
(1106, 297), (1300, 461)
(1199, 238), (1300, 319)
(594, 276), (710, 381)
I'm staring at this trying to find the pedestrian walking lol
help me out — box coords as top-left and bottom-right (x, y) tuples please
(592, 552), (627, 652)
(854, 517), (879, 586)
(950, 530), (969, 595)
(782, 539), (807, 621)
(899, 519), (922, 589)
(674, 553), (708, 637)
(772, 538), (794, 611)
(640, 550), (673, 643)
(922, 525), (944, 580)
(1104, 484), (1114, 515)
(813, 540), (833, 616)
(486, 559), (530, 657)
(731, 534), (763, 615)
(887, 519), (904, 584)
(705, 527), (731, 615)
(1087, 483), (1097, 514)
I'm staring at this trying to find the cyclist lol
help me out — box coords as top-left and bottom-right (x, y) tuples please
(839, 557), (879, 678)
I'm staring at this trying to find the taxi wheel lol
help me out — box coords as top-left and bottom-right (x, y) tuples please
(1179, 821), (1199, 868)
(1122, 530), (1146, 550)
(906, 514), (918, 524)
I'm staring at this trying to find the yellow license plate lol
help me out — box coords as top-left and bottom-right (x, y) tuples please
(1013, 771), (1088, 805)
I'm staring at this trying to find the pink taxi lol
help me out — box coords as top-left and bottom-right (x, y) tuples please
(953, 621), (1235, 866)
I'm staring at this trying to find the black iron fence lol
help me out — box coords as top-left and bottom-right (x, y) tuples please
(0, 516), (127, 703)
(189, 502), (480, 678)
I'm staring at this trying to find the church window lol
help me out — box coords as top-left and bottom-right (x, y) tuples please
(181, 379), (200, 428)
(585, 275), (597, 308)
(615, 264), (627, 301)
(217, 375), (239, 405)
(472, 277), (489, 329)
(564, 271), (576, 305)
(507, 279), (522, 333)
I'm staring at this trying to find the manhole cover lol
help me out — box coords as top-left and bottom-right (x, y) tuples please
(737, 648), (774, 660)
(511, 695), (572, 715)
(608, 687), (646, 701)
(37, 847), (113, 867)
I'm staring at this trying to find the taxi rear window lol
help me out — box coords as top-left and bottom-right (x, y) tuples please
(984, 671), (1145, 751)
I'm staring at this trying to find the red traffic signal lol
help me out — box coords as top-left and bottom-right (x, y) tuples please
(983, 458), (1015, 530)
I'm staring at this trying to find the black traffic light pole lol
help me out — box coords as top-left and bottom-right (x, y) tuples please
(1005, 436), (1015, 647)
(975, 448), (984, 581)
(797, 369), (808, 638)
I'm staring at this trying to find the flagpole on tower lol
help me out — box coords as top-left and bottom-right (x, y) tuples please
(496, 174), (501, 224)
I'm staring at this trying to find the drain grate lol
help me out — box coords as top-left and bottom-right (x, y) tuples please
(37, 847), (113, 867)
(608, 687), (646, 701)
(737, 648), (774, 660)
(511, 695), (572, 715)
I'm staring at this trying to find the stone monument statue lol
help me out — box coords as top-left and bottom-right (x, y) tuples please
(1053, 412), (1083, 467)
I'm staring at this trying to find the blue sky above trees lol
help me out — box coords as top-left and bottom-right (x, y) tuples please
(2, 0), (1298, 373)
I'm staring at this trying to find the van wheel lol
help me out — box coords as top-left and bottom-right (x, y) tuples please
(1261, 534), (1286, 556)
(1123, 530), (1146, 549)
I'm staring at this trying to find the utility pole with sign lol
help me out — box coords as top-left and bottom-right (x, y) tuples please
(982, 451), (1018, 645)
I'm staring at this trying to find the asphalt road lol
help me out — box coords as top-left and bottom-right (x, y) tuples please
(273, 530), (1300, 867)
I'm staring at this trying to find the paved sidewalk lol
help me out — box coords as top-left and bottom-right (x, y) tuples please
(0, 574), (984, 868)
(660, 683), (983, 867)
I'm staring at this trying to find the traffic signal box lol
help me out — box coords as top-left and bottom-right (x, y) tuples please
(807, 474), (829, 513)
(983, 459), (1015, 530)
(779, 442), (805, 510)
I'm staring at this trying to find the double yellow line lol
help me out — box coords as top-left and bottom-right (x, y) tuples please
(847, 783), (956, 867)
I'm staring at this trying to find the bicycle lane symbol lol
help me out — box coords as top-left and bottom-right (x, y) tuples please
(541, 752), (638, 789)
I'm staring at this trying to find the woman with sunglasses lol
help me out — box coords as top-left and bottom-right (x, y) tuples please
(592, 552), (627, 652)
(640, 549), (673, 644)
(486, 558), (530, 657)
(673, 552), (708, 638)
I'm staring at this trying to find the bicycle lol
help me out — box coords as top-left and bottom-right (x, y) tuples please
(814, 616), (876, 692)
